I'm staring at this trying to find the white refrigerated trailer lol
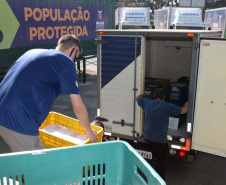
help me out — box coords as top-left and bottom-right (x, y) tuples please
(154, 7), (205, 30)
(95, 29), (225, 163)
(115, 7), (150, 29)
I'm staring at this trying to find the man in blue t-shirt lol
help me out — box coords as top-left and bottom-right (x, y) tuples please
(136, 88), (188, 180)
(0, 34), (97, 152)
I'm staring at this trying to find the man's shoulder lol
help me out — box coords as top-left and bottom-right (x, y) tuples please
(27, 48), (48, 54)
(24, 49), (56, 59)
(163, 101), (182, 112)
(52, 50), (74, 63)
(138, 97), (152, 103)
(40, 49), (73, 64)
(28, 49), (63, 56)
(164, 101), (179, 107)
(139, 97), (151, 101)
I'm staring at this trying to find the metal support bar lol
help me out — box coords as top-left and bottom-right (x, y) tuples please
(76, 57), (86, 83)
(77, 60), (81, 73)
(132, 35), (138, 139)
(83, 58), (86, 83)
(75, 54), (96, 84)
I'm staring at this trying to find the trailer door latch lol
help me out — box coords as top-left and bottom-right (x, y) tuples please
(112, 119), (133, 127)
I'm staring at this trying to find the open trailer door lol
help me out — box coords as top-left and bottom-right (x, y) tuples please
(96, 34), (145, 138)
(192, 39), (226, 158)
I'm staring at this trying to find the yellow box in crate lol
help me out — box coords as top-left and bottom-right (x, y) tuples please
(39, 112), (103, 149)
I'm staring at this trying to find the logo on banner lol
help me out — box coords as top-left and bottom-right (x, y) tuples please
(0, 0), (20, 49)
(96, 10), (104, 30)
(98, 11), (103, 20)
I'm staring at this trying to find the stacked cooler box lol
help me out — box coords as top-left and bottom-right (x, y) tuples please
(167, 77), (189, 128)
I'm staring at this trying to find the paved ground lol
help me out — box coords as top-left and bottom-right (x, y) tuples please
(1, 57), (226, 185)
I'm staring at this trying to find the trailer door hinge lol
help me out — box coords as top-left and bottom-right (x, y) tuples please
(195, 43), (199, 49)
(112, 119), (133, 127)
(95, 39), (109, 45)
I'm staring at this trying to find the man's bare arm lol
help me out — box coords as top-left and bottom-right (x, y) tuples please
(70, 94), (97, 143)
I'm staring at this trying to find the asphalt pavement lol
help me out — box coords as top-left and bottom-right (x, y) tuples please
(0, 57), (226, 185)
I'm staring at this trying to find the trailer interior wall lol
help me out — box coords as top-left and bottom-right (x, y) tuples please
(145, 38), (192, 81)
(145, 37), (193, 138)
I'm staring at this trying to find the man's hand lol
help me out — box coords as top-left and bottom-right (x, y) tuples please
(136, 92), (147, 101)
(181, 101), (188, 114)
(87, 129), (98, 143)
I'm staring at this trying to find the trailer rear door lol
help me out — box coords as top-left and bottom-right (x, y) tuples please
(97, 35), (144, 138)
(192, 39), (226, 158)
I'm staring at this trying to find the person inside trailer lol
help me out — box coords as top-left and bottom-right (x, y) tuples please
(136, 88), (188, 180)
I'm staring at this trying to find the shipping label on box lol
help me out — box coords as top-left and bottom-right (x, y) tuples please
(168, 117), (179, 130)
(169, 92), (181, 101)
(172, 87), (180, 92)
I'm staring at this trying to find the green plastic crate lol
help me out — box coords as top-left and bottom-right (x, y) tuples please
(0, 141), (165, 185)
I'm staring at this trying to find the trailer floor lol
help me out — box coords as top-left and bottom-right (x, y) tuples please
(168, 123), (186, 138)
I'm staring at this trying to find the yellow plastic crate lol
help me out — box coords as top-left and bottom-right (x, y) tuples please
(39, 112), (103, 149)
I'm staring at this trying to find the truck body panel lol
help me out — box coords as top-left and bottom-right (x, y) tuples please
(192, 39), (226, 158)
(115, 7), (150, 29)
(99, 36), (144, 137)
(154, 7), (205, 30)
(205, 8), (226, 38)
(96, 29), (225, 159)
